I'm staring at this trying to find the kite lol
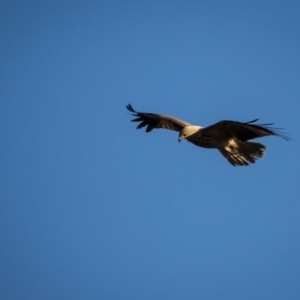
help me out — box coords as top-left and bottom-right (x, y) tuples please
(126, 104), (291, 166)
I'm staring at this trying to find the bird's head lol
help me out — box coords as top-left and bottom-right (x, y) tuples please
(178, 126), (202, 142)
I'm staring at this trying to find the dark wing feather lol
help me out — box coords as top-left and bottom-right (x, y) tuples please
(126, 104), (191, 132)
(202, 119), (291, 141)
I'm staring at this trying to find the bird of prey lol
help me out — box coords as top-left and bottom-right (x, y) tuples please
(126, 104), (290, 166)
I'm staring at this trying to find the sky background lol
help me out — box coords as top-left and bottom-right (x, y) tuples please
(1, 1), (300, 299)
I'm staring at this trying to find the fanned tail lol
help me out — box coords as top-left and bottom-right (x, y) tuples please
(219, 141), (266, 166)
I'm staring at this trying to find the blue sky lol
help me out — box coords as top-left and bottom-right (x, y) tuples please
(1, 1), (300, 299)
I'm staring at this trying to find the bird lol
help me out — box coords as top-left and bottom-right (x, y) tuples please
(126, 104), (290, 166)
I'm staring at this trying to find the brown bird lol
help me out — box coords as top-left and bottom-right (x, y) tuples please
(126, 104), (290, 166)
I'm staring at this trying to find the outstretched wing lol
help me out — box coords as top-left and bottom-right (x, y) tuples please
(126, 104), (191, 132)
(201, 119), (291, 141)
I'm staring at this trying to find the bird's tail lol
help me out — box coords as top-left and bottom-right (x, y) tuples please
(219, 141), (266, 166)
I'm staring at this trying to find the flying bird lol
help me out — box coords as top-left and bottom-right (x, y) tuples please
(126, 104), (290, 166)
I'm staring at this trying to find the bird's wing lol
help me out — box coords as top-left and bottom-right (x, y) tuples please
(126, 104), (191, 132)
(201, 119), (291, 141)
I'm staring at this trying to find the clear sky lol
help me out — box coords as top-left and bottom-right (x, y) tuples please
(1, 1), (300, 299)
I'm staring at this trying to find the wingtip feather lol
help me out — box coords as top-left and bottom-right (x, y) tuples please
(126, 104), (136, 113)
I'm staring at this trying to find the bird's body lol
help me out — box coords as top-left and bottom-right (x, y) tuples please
(126, 104), (290, 166)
